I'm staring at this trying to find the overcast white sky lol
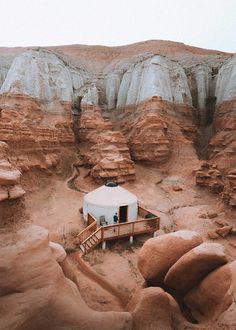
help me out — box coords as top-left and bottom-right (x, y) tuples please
(0, 0), (235, 52)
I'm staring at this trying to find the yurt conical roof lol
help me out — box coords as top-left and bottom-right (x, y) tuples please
(84, 184), (137, 206)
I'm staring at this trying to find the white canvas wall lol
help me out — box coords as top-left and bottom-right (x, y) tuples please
(83, 201), (138, 225)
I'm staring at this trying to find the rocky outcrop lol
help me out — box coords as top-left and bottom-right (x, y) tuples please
(222, 169), (236, 206)
(128, 113), (171, 163)
(195, 163), (236, 207)
(184, 261), (236, 324)
(164, 243), (228, 292)
(86, 130), (135, 183)
(195, 162), (224, 193)
(136, 231), (236, 326)
(137, 230), (203, 286)
(127, 287), (192, 330)
(0, 225), (132, 330)
(79, 105), (135, 183)
(90, 155), (135, 184)
(0, 95), (74, 172)
(0, 141), (25, 202)
(0, 141), (26, 224)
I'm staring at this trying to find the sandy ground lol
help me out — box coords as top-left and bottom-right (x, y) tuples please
(23, 162), (236, 312)
(24, 171), (85, 243)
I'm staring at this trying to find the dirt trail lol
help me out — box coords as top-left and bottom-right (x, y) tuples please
(69, 252), (129, 307)
(66, 163), (89, 194)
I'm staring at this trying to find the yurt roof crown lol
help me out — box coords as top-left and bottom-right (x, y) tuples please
(84, 182), (137, 206)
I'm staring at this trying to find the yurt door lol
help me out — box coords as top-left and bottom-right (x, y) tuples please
(119, 205), (128, 223)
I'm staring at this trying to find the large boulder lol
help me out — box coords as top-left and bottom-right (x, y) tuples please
(164, 243), (228, 292)
(184, 261), (236, 323)
(127, 287), (192, 330)
(138, 230), (203, 286)
(0, 225), (132, 330)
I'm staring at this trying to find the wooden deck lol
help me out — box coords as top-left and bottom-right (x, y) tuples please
(76, 206), (160, 254)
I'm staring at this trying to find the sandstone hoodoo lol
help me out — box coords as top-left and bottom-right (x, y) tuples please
(1, 39), (236, 330)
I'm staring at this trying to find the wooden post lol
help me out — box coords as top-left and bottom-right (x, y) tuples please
(102, 241), (106, 250)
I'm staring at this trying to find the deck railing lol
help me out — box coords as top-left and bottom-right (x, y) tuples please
(138, 205), (155, 217)
(102, 216), (159, 241)
(79, 215), (160, 254)
(76, 205), (160, 254)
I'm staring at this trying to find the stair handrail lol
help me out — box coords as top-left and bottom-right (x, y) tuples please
(76, 213), (98, 244)
(82, 227), (103, 246)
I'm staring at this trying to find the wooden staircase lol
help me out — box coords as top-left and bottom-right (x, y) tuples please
(79, 227), (103, 254)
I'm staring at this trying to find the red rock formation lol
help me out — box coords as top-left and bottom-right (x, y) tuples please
(79, 104), (135, 183)
(195, 162), (224, 193)
(184, 261), (236, 324)
(222, 169), (236, 206)
(164, 243), (228, 293)
(208, 101), (236, 173)
(136, 232), (236, 326)
(115, 97), (196, 164)
(195, 162), (236, 207)
(79, 105), (113, 142)
(0, 93), (74, 172)
(138, 230), (203, 286)
(127, 287), (192, 330)
(0, 225), (132, 330)
(0, 141), (25, 202)
(128, 113), (171, 163)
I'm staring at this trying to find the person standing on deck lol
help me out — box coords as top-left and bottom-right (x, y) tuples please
(113, 212), (118, 224)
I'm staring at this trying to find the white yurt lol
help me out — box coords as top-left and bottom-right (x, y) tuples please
(83, 182), (138, 225)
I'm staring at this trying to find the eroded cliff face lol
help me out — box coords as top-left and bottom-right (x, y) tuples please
(193, 54), (236, 206)
(0, 41), (235, 203)
(210, 54), (236, 165)
(103, 54), (192, 110)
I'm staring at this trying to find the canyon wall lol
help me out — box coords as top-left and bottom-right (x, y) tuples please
(195, 54), (236, 206)
(0, 41), (235, 203)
